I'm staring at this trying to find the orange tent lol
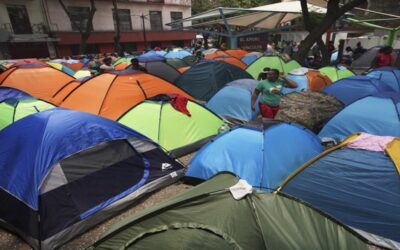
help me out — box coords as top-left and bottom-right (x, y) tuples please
(225, 49), (249, 59)
(214, 57), (247, 70)
(178, 66), (190, 73)
(114, 62), (129, 70)
(0, 65), (76, 103)
(59, 71), (193, 120)
(204, 51), (229, 60)
(306, 71), (332, 92)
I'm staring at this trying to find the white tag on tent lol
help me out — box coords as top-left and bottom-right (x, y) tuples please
(229, 179), (253, 200)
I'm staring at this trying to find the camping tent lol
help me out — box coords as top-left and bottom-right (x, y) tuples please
(367, 66), (400, 91)
(352, 46), (397, 70)
(214, 56), (247, 69)
(164, 50), (192, 59)
(319, 66), (355, 82)
(182, 55), (196, 65)
(137, 51), (165, 62)
(0, 64), (76, 102)
(246, 56), (301, 78)
(322, 75), (395, 105)
(118, 95), (225, 157)
(279, 133), (400, 247)
(282, 68), (331, 94)
(186, 120), (323, 190)
(174, 60), (253, 101)
(275, 92), (344, 133)
(225, 49), (248, 59)
(0, 64), (6, 73)
(59, 70), (192, 120)
(0, 98), (55, 130)
(0, 87), (31, 102)
(206, 79), (260, 121)
(140, 61), (181, 83)
(166, 58), (190, 69)
(46, 62), (75, 76)
(319, 93), (400, 140)
(0, 108), (184, 250)
(204, 51), (229, 59)
(241, 51), (263, 65)
(93, 173), (383, 250)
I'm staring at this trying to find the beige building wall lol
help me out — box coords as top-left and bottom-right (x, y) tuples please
(45, 0), (191, 32)
(0, 0), (46, 32)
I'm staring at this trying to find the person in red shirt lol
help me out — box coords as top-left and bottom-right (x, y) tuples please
(374, 46), (394, 68)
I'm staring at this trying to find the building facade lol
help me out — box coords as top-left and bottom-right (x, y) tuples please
(0, 0), (194, 58)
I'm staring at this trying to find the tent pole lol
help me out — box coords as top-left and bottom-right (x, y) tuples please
(387, 29), (396, 47)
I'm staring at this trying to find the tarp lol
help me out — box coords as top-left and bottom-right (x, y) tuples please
(0, 108), (184, 250)
(186, 121), (323, 191)
(174, 60), (253, 101)
(59, 70), (192, 120)
(322, 75), (395, 105)
(275, 92), (343, 133)
(0, 65), (75, 102)
(206, 79), (260, 121)
(280, 134), (400, 245)
(319, 94), (400, 140)
(246, 56), (301, 78)
(319, 66), (355, 82)
(367, 66), (400, 92)
(0, 98), (55, 130)
(118, 97), (224, 157)
(93, 173), (379, 250)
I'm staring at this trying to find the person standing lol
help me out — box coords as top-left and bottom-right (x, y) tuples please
(251, 69), (297, 119)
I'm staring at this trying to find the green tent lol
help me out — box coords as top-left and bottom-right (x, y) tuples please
(93, 173), (381, 250)
(246, 56), (301, 78)
(113, 57), (135, 66)
(182, 55), (196, 66)
(319, 66), (355, 82)
(0, 98), (55, 130)
(117, 98), (225, 157)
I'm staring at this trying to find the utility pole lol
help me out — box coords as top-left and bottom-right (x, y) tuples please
(141, 14), (148, 49)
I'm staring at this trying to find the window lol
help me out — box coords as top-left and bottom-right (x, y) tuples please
(170, 12), (183, 30)
(68, 6), (91, 31)
(149, 11), (163, 31)
(7, 5), (32, 34)
(113, 9), (132, 32)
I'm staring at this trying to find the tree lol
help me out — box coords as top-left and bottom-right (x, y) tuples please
(58, 0), (96, 54)
(112, 0), (122, 55)
(296, 0), (367, 65)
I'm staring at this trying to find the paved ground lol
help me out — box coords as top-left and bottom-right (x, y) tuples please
(0, 153), (195, 250)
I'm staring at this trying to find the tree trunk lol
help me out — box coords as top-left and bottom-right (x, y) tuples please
(296, 0), (367, 65)
(112, 0), (122, 55)
(59, 0), (96, 55)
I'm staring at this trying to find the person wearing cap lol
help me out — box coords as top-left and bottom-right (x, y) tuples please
(251, 69), (297, 119)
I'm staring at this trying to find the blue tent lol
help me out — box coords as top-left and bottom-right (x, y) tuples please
(367, 67), (400, 92)
(241, 54), (258, 65)
(0, 108), (184, 249)
(137, 51), (165, 62)
(280, 134), (400, 244)
(164, 50), (192, 59)
(206, 79), (259, 121)
(322, 75), (395, 105)
(319, 93), (400, 140)
(186, 121), (323, 191)
(0, 87), (31, 102)
(174, 60), (253, 101)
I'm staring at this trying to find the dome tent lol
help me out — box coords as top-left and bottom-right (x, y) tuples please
(322, 75), (394, 105)
(367, 66), (400, 91)
(279, 133), (400, 247)
(186, 120), (323, 191)
(93, 173), (384, 250)
(0, 87), (31, 102)
(59, 70), (192, 120)
(245, 56), (301, 78)
(282, 68), (331, 94)
(319, 66), (355, 82)
(206, 79), (260, 122)
(0, 97), (55, 130)
(0, 108), (184, 250)
(118, 95), (225, 158)
(0, 64), (75, 102)
(174, 60), (253, 101)
(319, 93), (400, 140)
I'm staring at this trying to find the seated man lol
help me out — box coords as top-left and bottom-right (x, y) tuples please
(130, 58), (147, 72)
